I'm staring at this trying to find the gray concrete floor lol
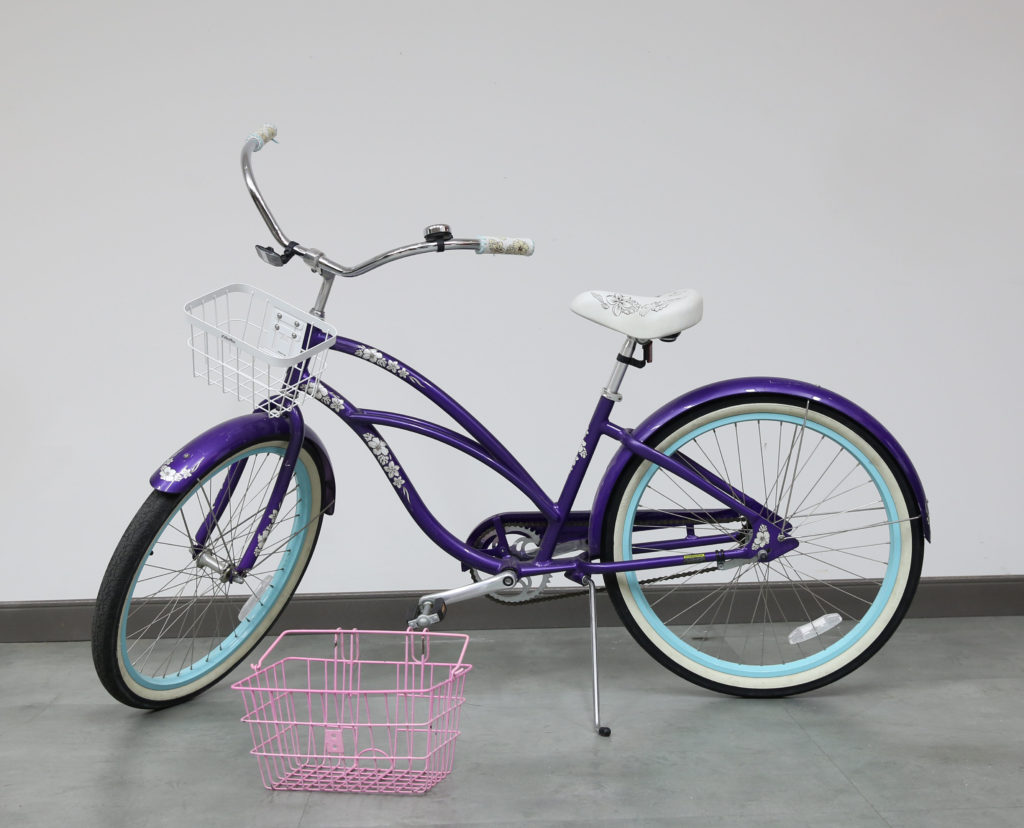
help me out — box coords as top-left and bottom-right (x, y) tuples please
(2, 617), (1023, 827)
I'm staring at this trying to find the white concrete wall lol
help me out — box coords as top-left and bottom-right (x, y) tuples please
(2, 1), (1021, 601)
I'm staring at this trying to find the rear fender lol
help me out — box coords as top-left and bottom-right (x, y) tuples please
(589, 377), (929, 554)
(150, 412), (336, 514)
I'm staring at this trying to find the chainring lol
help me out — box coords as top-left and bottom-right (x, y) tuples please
(468, 524), (551, 603)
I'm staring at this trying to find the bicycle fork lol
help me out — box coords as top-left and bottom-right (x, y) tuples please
(193, 406), (306, 583)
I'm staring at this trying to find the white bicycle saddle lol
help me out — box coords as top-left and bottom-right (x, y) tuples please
(570, 289), (703, 340)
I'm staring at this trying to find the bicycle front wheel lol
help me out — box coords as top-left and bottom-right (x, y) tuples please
(601, 395), (924, 697)
(92, 438), (327, 708)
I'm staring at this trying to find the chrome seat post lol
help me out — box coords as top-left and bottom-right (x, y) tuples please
(602, 336), (639, 402)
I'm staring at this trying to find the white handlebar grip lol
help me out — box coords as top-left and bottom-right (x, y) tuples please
(248, 124), (278, 151)
(476, 237), (535, 256)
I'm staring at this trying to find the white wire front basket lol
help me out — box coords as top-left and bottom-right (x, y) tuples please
(185, 284), (337, 413)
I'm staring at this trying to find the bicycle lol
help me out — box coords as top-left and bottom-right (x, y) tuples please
(91, 125), (930, 728)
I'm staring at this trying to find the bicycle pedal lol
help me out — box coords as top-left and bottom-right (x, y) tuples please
(408, 598), (447, 630)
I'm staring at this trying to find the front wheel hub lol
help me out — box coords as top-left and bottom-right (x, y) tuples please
(195, 549), (244, 582)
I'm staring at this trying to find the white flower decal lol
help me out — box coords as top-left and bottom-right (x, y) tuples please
(306, 382), (346, 412)
(158, 461), (200, 483)
(355, 346), (384, 363)
(362, 433), (407, 489)
(253, 509), (278, 555)
(572, 431), (589, 467)
(355, 345), (421, 385)
(590, 290), (685, 317)
(365, 436), (387, 457)
(610, 295), (640, 315)
(752, 524), (771, 551)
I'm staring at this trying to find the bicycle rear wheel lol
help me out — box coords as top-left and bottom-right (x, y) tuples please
(601, 395), (924, 697)
(92, 437), (326, 708)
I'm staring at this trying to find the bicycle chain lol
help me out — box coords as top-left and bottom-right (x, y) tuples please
(468, 517), (723, 606)
(499, 563), (722, 606)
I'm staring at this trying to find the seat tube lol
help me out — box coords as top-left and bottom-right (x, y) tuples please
(544, 337), (641, 551)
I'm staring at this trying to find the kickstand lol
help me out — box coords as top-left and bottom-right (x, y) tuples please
(585, 577), (611, 737)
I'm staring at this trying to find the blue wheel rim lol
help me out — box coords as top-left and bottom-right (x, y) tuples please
(120, 446), (312, 691)
(622, 412), (901, 679)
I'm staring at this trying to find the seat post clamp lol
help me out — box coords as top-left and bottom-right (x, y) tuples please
(615, 340), (653, 369)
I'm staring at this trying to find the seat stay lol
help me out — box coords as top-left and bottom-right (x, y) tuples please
(602, 421), (788, 530)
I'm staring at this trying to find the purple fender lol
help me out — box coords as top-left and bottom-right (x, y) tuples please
(150, 412), (336, 514)
(589, 377), (930, 556)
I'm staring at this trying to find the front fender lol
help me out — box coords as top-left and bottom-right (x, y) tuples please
(150, 412), (336, 514)
(589, 377), (929, 555)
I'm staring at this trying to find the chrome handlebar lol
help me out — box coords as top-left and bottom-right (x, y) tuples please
(241, 132), (531, 284)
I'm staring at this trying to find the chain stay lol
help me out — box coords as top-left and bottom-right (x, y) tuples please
(503, 563), (722, 606)
(467, 516), (724, 606)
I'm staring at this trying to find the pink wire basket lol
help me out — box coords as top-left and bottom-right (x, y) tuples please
(231, 628), (472, 795)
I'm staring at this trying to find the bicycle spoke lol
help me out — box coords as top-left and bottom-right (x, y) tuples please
(784, 548), (880, 581)
(734, 422), (745, 498)
(692, 435), (737, 501)
(784, 443), (845, 521)
(780, 405), (810, 522)
(613, 404), (916, 686)
(774, 559), (821, 653)
(116, 441), (322, 701)
(797, 516), (913, 543)
(789, 479), (878, 521)
(647, 479), (733, 537)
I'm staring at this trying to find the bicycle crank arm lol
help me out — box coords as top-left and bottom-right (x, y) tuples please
(408, 571), (519, 629)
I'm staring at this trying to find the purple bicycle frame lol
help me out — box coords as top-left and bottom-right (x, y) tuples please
(295, 333), (791, 583)
(156, 325), (928, 585)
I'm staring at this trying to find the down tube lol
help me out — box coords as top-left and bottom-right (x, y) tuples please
(311, 340), (556, 574)
(337, 406), (515, 574)
(333, 336), (548, 504)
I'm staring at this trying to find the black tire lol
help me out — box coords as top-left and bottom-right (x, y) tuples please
(92, 438), (327, 709)
(600, 394), (924, 697)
